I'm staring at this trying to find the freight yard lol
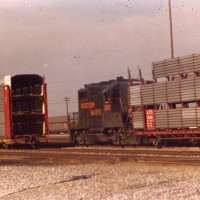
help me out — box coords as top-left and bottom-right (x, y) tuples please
(1, 63), (200, 200)
(1, 0), (200, 200)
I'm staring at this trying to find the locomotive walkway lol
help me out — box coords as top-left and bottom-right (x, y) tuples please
(0, 146), (200, 166)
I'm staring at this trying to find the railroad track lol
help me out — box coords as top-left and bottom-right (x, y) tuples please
(0, 147), (200, 165)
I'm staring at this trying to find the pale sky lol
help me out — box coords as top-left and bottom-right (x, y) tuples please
(0, 0), (200, 116)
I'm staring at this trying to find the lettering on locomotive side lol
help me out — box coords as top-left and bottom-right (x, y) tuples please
(90, 109), (102, 116)
(81, 102), (95, 109)
(104, 104), (111, 111)
(146, 109), (155, 130)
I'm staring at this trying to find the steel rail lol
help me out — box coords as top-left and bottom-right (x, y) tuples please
(0, 147), (200, 165)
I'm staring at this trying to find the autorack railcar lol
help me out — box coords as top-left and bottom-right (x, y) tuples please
(0, 74), (48, 147)
(129, 53), (200, 147)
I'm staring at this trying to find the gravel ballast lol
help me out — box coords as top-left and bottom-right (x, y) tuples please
(0, 163), (200, 200)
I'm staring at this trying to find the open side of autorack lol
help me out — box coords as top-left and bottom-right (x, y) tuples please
(0, 74), (48, 148)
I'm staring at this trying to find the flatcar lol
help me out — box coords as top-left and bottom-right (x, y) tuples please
(0, 74), (48, 148)
(69, 53), (200, 147)
(130, 53), (200, 147)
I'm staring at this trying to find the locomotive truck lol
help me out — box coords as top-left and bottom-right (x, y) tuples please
(0, 74), (48, 148)
(69, 53), (200, 147)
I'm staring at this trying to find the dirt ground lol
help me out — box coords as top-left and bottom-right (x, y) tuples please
(0, 163), (200, 200)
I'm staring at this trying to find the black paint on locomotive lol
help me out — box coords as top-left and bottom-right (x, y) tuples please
(69, 76), (136, 144)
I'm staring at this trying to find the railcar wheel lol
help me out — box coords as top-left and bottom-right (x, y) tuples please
(132, 136), (142, 146)
(30, 138), (39, 149)
(30, 141), (38, 149)
(157, 141), (164, 148)
(151, 138), (164, 148)
(3, 143), (11, 149)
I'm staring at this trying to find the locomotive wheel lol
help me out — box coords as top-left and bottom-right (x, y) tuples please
(83, 131), (89, 146)
(76, 133), (85, 145)
(119, 129), (126, 147)
(75, 131), (89, 146)
(3, 143), (11, 149)
(71, 132), (78, 144)
(111, 130), (119, 145)
(112, 129), (125, 146)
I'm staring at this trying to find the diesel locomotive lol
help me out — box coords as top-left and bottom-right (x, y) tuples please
(69, 76), (135, 145)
